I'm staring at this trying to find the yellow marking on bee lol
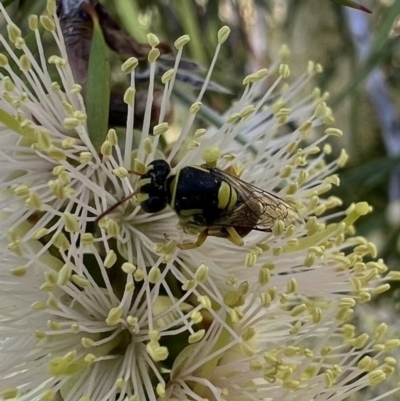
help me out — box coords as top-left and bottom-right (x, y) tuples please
(228, 187), (237, 210)
(217, 181), (238, 211)
(218, 181), (231, 209)
(227, 227), (244, 246)
(180, 209), (204, 217)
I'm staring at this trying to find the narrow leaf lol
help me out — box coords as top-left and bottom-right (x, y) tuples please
(86, 8), (111, 152)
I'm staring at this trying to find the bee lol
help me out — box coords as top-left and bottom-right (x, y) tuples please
(97, 160), (298, 249)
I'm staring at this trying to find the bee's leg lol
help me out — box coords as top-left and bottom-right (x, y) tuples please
(226, 227), (244, 246)
(177, 229), (209, 250)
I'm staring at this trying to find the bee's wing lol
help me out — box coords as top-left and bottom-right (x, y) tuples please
(207, 167), (299, 232)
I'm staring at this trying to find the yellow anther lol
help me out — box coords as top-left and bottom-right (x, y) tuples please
(147, 33), (160, 47)
(148, 48), (160, 63)
(0, 388), (18, 400)
(338, 149), (349, 167)
(188, 329), (205, 344)
(153, 122), (169, 136)
(195, 264), (209, 283)
(113, 167), (129, 178)
(338, 298), (356, 308)
(57, 264), (73, 286)
(106, 307), (123, 326)
(104, 250), (117, 268)
(367, 370), (386, 386)
(279, 64), (290, 78)
(189, 102), (202, 114)
(40, 15), (55, 31)
(353, 333), (369, 349)
(198, 295), (212, 309)
(71, 274), (89, 288)
(124, 87), (136, 107)
(286, 278), (297, 294)
(121, 263), (137, 274)
(121, 57), (139, 73)
(312, 307), (322, 323)
(240, 105), (256, 119)
(218, 26), (230, 44)
(62, 212), (79, 233)
(336, 307), (354, 321)
(290, 304), (306, 317)
(0, 53), (8, 67)
(384, 339), (400, 351)
(174, 35), (190, 49)
(10, 266), (27, 277)
(148, 266), (161, 283)
(325, 128), (343, 137)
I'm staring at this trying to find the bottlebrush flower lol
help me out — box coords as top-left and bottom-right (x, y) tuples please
(0, 1), (398, 401)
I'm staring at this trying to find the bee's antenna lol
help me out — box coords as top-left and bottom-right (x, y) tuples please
(95, 166), (146, 223)
(95, 191), (139, 223)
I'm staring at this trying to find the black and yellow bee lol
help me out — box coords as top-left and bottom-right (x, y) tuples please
(98, 159), (298, 249)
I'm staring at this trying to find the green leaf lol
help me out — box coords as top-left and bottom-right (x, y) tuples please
(329, 0), (372, 13)
(86, 11), (111, 153)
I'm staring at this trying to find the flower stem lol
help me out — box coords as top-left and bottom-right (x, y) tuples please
(172, 87), (258, 155)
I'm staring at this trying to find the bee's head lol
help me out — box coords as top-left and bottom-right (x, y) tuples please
(138, 160), (171, 213)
